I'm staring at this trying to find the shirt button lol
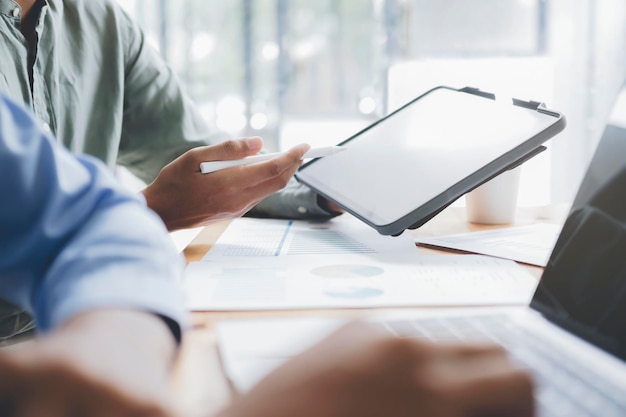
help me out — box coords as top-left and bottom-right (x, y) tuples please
(297, 206), (307, 214)
(11, 7), (20, 18)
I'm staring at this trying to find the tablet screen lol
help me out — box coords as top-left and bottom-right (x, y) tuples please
(296, 87), (562, 229)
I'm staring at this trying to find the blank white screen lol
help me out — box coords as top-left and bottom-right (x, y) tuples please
(297, 88), (558, 227)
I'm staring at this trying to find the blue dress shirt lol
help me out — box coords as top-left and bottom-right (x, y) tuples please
(0, 94), (187, 336)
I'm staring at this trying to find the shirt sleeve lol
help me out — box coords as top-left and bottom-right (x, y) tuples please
(0, 95), (188, 338)
(116, 5), (227, 185)
(250, 178), (341, 219)
(114, 4), (334, 220)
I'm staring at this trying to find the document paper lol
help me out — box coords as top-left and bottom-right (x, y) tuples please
(184, 217), (537, 310)
(415, 223), (561, 267)
(200, 216), (417, 260)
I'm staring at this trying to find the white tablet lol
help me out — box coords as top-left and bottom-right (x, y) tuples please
(296, 86), (566, 236)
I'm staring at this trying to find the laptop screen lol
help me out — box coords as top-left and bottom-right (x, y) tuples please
(530, 93), (626, 361)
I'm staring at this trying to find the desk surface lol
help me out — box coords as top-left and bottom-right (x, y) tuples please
(173, 205), (559, 416)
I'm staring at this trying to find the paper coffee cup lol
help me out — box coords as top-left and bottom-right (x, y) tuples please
(465, 167), (521, 225)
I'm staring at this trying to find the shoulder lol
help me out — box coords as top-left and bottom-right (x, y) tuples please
(50, 0), (141, 53)
(53, 0), (134, 28)
(56, 0), (125, 14)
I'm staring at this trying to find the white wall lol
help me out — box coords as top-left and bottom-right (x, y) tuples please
(548, 0), (626, 203)
(388, 0), (626, 207)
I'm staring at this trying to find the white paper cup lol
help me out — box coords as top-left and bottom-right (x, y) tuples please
(465, 167), (521, 225)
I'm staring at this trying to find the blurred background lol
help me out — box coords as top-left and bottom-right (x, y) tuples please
(116, 0), (626, 208)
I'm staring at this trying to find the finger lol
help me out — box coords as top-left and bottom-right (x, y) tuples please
(330, 321), (396, 344)
(230, 164), (300, 208)
(198, 143), (307, 195)
(452, 363), (535, 417)
(425, 343), (511, 385)
(190, 137), (264, 165)
(204, 154), (302, 214)
(439, 341), (507, 359)
(244, 146), (310, 196)
(307, 321), (428, 362)
(241, 143), (310, 187)
(286, 143), (312, 157)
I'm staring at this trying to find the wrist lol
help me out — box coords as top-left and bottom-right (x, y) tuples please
(3, 309), (179, 416)
(142, 186), (177, 231)
(48, 309), (178, 381)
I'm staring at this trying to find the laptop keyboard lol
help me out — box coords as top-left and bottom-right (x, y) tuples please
(381, 315), (626, 417)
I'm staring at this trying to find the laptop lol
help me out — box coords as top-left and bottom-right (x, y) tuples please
(216, 109), (626, 416)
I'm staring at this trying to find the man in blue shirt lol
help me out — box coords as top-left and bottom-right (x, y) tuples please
(0, 93), (187, 413)
(0, 92), (189, 341)
(0, 93), (534, 416)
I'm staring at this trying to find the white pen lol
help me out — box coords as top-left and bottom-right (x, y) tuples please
(199, 146), (346, 174)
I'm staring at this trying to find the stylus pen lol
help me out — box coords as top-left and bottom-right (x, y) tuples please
(199, 146), (346, 174)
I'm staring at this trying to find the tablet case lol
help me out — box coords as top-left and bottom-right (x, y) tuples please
(296, 86), (566, 236)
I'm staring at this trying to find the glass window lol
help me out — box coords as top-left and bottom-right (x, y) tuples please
(118, 0), (626, 207)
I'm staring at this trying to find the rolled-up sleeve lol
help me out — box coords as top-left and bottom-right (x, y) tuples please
(118, 5), (227, 184)
(0, 95), (188, 336)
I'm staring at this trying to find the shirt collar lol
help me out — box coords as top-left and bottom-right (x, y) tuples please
(0, 0), (50, 20)
(0, 0), (20, 19)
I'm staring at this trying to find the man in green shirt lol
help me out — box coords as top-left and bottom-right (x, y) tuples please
(0, 0), (341, 338)
(0, 0), (341, 232)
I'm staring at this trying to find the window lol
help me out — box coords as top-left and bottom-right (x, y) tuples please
(118, 0), (626, 206)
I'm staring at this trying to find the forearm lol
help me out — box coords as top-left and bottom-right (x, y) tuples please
(42, 309), (178, 394)
(0, 309), (180, 416)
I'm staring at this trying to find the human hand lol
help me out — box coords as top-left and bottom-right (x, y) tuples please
(220, 321), (534, 417)
(143, 137), (310, 231)
(0, 310), (179, 417)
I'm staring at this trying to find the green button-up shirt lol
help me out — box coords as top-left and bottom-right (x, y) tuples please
(0, 0), (331, 219)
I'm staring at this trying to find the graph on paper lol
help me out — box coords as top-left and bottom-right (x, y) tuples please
(222, 228), (377, 256)
(201, 217), (416, 261)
